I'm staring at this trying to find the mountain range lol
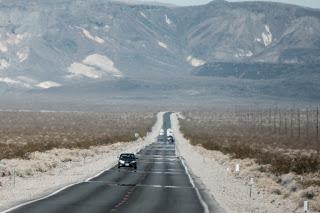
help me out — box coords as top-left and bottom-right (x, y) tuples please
(0, 0), (319, 106)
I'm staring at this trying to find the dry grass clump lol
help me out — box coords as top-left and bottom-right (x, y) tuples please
(179, 110), (320, 176)
(180, 110), (320, 211)
(0, 111), (155, 160)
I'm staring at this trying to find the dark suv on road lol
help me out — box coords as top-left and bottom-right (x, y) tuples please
(167, 136), (174, 143)
(118, 153), (137, 170)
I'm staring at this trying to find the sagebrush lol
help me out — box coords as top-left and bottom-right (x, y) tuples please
(0, 111), (155, 159)
(180, 110), (320, 175)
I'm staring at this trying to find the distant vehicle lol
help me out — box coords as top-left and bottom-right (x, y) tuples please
(118, 153), (137, 170)
(159, 129), (164, 136)
(166, 128), (173, 136)
(158, 135), (165, 142)
(167, 136), (174, 143)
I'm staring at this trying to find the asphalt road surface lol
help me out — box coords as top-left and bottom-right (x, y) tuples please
(7, 112), (224, 213)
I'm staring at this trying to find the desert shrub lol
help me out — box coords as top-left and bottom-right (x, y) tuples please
(0, 111), (155, 159)
(180, 111), (320, 175)
(303, 180), (320, 188)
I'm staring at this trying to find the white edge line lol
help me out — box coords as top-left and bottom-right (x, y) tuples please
(0, 121), (162, 213)
(172, 112), (209, 213)
(180, 155), (210, 213)
(1, 112), (164, 213)
(0, 182), (82, 213)
(1, 162), (118, 213)
(85, 162), (117, 182)
(1, 141), (149, 212)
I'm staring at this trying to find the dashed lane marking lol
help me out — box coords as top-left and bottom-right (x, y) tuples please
(85, 181), (195, 189)
(105, 170), (185, 175)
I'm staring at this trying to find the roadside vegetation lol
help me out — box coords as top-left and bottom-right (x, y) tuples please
(180, 108), (320, 174)
(179, 108), (320, 210)
(0, 111), (155, 160)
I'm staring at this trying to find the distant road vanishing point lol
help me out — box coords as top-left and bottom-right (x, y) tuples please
(4, 112), (225, 213)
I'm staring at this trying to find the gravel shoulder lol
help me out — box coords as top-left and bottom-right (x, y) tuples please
(171, 112), (306, 213)
(0, 112), (164, 211)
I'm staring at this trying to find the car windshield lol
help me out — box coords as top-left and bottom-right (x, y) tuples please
(120, 154), (135, 160)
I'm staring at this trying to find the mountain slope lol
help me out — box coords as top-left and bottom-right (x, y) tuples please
(0, 0), (319, 102)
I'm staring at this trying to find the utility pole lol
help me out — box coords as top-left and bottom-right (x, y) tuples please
(259, 111), (263, 131)
(273, 110), (277, 134)
(298, 109), (301, 139)
(317, 106), (319, 153)
(279, 109), (282, 134)
(269, 108), (272, 133)
(285, 112), (288, 135)
(306, 108), (309, 141)
(290, 109), (294, 138)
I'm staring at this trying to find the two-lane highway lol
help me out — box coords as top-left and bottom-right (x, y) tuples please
(5, 112), (223, 213)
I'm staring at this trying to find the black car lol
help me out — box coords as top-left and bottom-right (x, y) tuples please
(167, 136), (174, 143)
(118, 153), (137, 170)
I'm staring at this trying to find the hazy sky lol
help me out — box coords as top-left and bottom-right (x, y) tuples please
(142, 0), (320, 8)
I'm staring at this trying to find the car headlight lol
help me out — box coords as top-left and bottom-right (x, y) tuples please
(119, 160), (125, 164)
(131, 161), (136, 163)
